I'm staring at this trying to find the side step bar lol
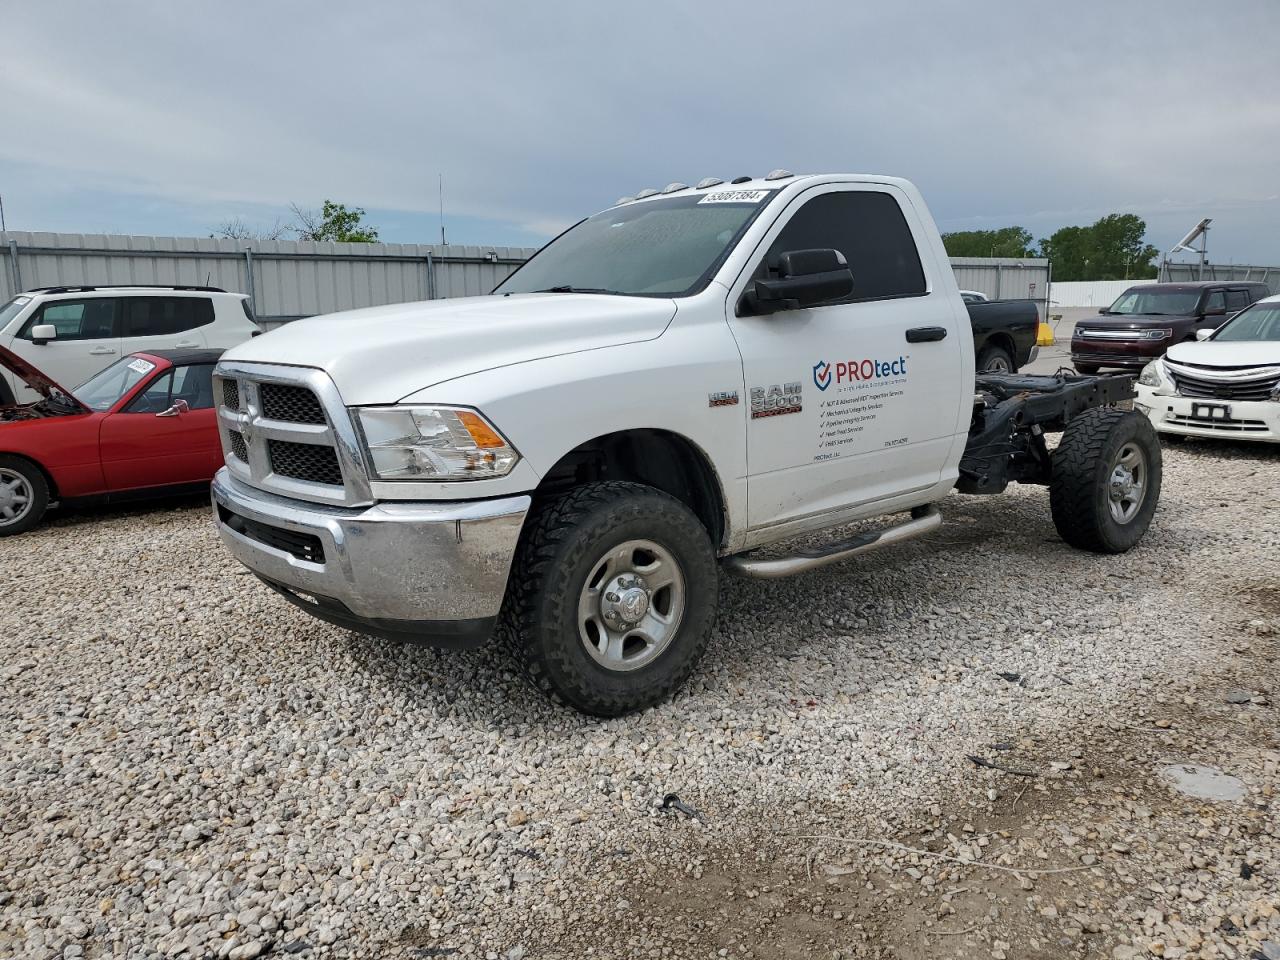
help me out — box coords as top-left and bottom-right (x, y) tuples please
(724, 505), (941, 579)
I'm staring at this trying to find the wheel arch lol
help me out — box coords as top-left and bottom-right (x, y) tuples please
(534, 428), (729, 550)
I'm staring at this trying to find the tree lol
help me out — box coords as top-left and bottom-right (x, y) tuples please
(942, 226), (1038, 259)
(210, 216), (289, 241)
(1040, 214), (1159, 281)
(290, 200), (379, 243)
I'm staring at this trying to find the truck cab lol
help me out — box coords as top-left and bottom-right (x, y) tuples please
(211, 172), (1160, 715)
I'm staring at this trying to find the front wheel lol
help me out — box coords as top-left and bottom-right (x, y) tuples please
(0, 456), (50, 537)
(500, 481), (719, 716)
(1050, 408), (1161, 554)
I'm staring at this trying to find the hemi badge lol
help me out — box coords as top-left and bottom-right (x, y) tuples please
(708, 390), (739, 407)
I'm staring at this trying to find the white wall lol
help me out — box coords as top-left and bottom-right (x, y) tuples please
(1049, 279), (1155, 309)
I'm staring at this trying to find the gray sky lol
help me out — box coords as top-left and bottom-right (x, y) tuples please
(2, 1), (1279, 264)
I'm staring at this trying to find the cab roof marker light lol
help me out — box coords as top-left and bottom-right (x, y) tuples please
(614, 197), (635, 205)
(634, 188), (659, 199)
(765, 169), (794, 180)
(695, 177), (724, 189)
(730, 176), (752, 184)
(661, 182), (689, 194)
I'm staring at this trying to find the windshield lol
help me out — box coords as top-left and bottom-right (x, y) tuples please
(494, 190), (776, 298)
(1107, 290), (1201, 316)
(75, 356), (158, 411)
(0, 296), (31, 329)
(1212, 302), (1280, 342)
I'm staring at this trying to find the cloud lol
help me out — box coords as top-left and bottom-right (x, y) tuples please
(1, 0), (1278, 259)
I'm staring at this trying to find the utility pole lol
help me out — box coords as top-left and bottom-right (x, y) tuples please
(438, 174), (446, 246)
(0, 194), (6, 233)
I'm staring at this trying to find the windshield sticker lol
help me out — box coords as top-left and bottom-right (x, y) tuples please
(698, 189), (770, 205)
(127, 358), (156, 376)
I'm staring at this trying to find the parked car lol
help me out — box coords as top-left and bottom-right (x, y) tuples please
(209, 172), (1161, 716)
(959, 289), (989, 304)
(0, 347), (224, 535)
(0, 285), (259, 405)
(1070, 281), (1269, 373)
(966, 298), (1040, 372)
(1135, 294), (1280, 442)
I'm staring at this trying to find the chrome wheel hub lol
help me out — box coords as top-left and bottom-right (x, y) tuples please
(578, 539), (686, 673)
(0, 469), (33, 526)
(1107, 442), (1147, 524)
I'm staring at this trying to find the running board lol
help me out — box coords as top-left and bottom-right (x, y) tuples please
(724, 505), (941, 579)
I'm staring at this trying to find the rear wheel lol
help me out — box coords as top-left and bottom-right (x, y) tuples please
(977, 343), (1016, 374)
(1050, 408), (1161, 554)
(500, 481), (718, 716)
(0, 456), (49, 537)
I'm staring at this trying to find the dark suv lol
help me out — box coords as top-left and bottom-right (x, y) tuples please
(1071, 281), (1270, 373)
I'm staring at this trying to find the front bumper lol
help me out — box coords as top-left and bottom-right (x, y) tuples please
(1135, 388), (1280, 442)
(211, 468), (531, 646)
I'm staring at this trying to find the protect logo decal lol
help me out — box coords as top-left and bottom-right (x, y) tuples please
(814, 356), (908, 386)
(813, 361), (832, 391)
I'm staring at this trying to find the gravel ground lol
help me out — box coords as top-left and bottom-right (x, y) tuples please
(1, 437), (1277, 959)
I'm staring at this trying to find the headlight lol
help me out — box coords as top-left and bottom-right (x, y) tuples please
(355, 406), (519, 480)
(1137, 360), (1167, 388)
(1143, 329), (1173, 341)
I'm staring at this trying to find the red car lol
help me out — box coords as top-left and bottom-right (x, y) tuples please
(0, 346), (224, 535)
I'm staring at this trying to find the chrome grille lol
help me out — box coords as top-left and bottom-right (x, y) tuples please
(268, 439), (343, 485)
(228, 430), (248, 462)
(221, 378), (240, 411)
(213, 362), (373, 507)
(1169, 369), (1280, 402)
(260, 383), (326, 424)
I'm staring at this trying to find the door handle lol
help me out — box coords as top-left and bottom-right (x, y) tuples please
(905, 326), (948, 343)
(175, 340), (200, 348)
(89, 347), (118, 355)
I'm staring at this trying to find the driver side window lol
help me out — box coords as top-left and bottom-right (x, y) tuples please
(127, 372), (174, 414)
(1204, 291), (1226, 313)
(756, 191), (927, 303)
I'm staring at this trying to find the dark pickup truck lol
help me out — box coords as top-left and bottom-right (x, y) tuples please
(1071, 280), (1270, 373)
(966, 298), (1039, 373)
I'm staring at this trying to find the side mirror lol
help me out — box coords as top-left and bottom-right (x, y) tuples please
(1195, 328), (1214, 341)
(156, 399), (190, 418)
(1098, 307), (1111, 315)
(30, 324), (57, 345)
(746, 249), (854, 315)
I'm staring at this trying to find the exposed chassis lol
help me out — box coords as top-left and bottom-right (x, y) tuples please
(958, 372), (1136, 495)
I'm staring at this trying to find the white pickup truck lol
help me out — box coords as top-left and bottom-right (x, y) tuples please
(210, 172), (1161, 715)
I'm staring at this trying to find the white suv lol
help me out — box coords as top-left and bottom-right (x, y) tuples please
(0, 285), (260, 404)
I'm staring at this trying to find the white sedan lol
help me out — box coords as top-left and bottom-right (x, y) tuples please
(1135, 293), (1280, 442)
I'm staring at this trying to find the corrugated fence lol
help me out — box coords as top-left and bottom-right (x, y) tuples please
(2, 232), (1050, 325)
(1159, 261), (1280, 294)
(1049, 279), (1156, 308)
(0, 232), (537, 328)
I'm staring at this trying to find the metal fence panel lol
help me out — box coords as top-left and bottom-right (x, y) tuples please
(1049, 279), (1156, 308)
(1159, 261), (1279, 294)
(947, 257), (1051, 319)
(0, 231), (537, 324)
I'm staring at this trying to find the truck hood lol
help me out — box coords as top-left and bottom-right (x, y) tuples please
(223, 293), (677, 405)
(0, 345), (89, 413)
(1165, 340), (1280, 369)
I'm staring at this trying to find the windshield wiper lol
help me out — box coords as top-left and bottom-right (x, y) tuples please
(532, 285), (626, 296)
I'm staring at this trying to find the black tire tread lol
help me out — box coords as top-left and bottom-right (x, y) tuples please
(1050, 408), (1160, 554)
(498, 481), (717, 716)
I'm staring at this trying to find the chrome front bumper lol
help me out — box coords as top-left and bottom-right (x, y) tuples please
(211, 468), (531, 646)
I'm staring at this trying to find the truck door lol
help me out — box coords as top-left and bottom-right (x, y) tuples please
(725, 184), (968, 530)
